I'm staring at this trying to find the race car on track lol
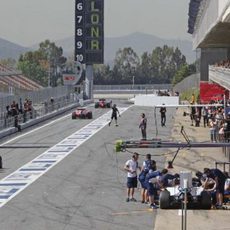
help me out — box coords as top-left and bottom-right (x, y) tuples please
(94, 98), (112, 108)
(72, 107), (93, 119)
(159, 172), (212, 210)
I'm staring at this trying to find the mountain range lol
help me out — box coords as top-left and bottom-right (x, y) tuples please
(0, 32), (196, 64)
(0, 37), (29, 60)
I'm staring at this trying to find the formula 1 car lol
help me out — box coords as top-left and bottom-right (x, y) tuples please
(72, 107), (93, 119)
(95, 98), (111, 108)
(159, 172), (212, 210)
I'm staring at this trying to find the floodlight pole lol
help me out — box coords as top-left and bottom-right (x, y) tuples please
(224, 94), (226, 118)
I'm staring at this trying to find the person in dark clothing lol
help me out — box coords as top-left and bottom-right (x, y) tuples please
(108, 104), (120, 126)
(139, 113), (147, 140)
(190, 107), (196, 126)
(10, 101), (21, 131)
(11, 101), (19, 117)
(6, 105), (12, 117)
(204, 168), (227, 208)
(158, 169), (177, 188)
(202, 106), (208, 127)
(144, 160), (160, 209)
(139, 153), (153, 203)
(160, 104), (166, 127)
(224, 114), (230, 141)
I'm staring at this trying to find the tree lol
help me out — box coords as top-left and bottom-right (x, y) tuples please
(18, 51), (47, 86)
(92, 45), (188, 85)
(113, 47), (140, 84)
(94, 64), (112, 84)
(150, 45), (186, 83)
(18, 40), (66, 87)
(0, 58), (17, 68)
(139, 52), (153, 84)
(39, 40), (66, 86)
(188, 62), (197, 75)
(172, 47), (186, 70)
(172, 64), (189, 85)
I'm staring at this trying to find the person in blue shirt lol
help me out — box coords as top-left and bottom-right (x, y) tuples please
(139, 154), (153, 203)
(145, 160), (161, 209)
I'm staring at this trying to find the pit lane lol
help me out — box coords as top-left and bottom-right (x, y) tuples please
(0, 99), (177, 230)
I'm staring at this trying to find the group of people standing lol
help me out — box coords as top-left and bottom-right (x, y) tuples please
(189, 93), (230, 142)
(123, 152), (177, 209)
(189, 104), (230, 142)
(123, 152), (230, 209)
(5, 98), (33, 130)
(108, 101), (230, 209)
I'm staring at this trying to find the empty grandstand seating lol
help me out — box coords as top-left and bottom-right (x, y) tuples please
(0, 64), (43, 91)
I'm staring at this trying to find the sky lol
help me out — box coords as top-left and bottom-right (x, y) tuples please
(0, 0), (192, 47)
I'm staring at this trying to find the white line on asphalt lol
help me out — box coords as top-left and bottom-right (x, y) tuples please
(0, 107), (130, 208)
(0, 113), (72, 146)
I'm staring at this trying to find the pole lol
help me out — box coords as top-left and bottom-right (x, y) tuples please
(0, 156), (3, 168)
(224, 94), (226, 118)
(181, 203), (184, 230)
(183, 179), (188, 230)
(48, 51), (51, 87)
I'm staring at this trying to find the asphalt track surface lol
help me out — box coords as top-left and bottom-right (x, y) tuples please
(0, 99), (176, 230)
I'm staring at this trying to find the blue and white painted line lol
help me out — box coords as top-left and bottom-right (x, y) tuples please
(0, 107), (129, 208)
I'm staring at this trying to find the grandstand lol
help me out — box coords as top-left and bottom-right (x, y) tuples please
(0, 64), (43, 92)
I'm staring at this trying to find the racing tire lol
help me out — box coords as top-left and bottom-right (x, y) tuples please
(72, 115), (76, 119)
(159, 190), (170, 209)
(106, 103), (111, 108)
(95, 103), (99, 108)
(87, 113), (93, 119)
(200, 191), (212, 209)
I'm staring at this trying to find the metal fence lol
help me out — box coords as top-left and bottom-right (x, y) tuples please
(0, 95), (80, 131)
(93, 84), (172, 91)
(0, 85), (76, 113)
(0, 82), (194, 131)
(0, 85), (80, 131)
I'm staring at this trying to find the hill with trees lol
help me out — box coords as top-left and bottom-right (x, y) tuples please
(0, 33), (197, 86)
(55, 32), (196, 65)
(93, 45), (196, 85)
(0, 38), (29, 59)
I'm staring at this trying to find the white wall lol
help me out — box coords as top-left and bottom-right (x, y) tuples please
(134, 95), (179, 107)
